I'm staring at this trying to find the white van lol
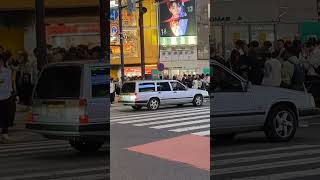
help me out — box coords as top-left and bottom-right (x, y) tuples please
(119, 80), (209, 110)
(26, 61), (109, 152)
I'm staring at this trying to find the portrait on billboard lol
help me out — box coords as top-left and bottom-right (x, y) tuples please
(159, 0), (196, 37)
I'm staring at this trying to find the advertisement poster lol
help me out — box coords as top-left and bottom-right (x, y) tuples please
(159, 0), (196, 37)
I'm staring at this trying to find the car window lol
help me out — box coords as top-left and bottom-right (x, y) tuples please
(211, 64), (243, 92)
(91, 66), (109, 98)
(122, 83), (136, 93)
(139, 83), (155, 92)
(170, 82), (186, 91)
(34, 66), (81, 99)
(157, 82), (171, 91)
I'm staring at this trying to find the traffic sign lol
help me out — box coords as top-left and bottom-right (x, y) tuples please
(111, 26), (118, 35)
(157, 63), (165, 71)
(110, 9), (119, 21)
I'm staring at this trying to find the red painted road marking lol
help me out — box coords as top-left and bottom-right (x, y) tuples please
(127, 134), (210, 171)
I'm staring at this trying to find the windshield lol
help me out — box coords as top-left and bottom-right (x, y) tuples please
(34, 66), (82, 99)
(122, 83), (136, 93)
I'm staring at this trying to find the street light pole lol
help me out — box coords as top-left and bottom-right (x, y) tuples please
(139, 0), (146, 80)
(35, 0), (47, 69)
(118, 0), (125, 83)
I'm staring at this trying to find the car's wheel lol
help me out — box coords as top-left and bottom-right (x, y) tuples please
(264, 105), (297, 142)
(193, 95), (203, 106)
(213, 134), (236, 142)
(147, 98), (160, 110)
(132, 105), (142, 110)
(69, 139), (104, 153)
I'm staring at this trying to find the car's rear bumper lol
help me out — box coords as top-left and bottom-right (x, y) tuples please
(26, 123), (108, 141)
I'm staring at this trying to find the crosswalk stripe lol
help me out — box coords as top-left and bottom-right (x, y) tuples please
(52, 173), (108, 180)
(192, 130), (210, 136)
(112, 108), (209, 123)
(212, 145), (320, 158)
(213, 156), (320, 176)
(0, 144), (71, 154)
(1, 166), (107, 180)
(0, 141), (67, 150)
(232, 167), (320, 180)
(170, 124), (210, 132)
(214, 148), (320, 166)
(151, 119), (209, 129)
(111, 107), (209, 120)
(117, 112), (209, 124)
(134, 115), (209, 126)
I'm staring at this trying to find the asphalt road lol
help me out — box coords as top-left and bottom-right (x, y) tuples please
(110, 103), (210, 180)
(0, 139), (109, 180)
(211, 117), (320, 180)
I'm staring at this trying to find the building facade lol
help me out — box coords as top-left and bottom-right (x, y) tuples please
(210, 0), (319, 58)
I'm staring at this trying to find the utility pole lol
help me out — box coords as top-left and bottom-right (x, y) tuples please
(99, 0), (109, 63)
(139, 0), (146, 80)
(118, 0), (125, 83)
(35, 0), (47, 69)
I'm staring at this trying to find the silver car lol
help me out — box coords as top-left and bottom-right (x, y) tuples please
(119, 80), (209, 110)
(26, 61), (109, 152)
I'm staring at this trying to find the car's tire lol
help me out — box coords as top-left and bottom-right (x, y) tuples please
(132, 105), (142, 110)
(147, 98), (160, 110)
(264, 105), (297, 142)
(213, 134), (236, 142)
(69, 139), (104, 153)
(193, 95), (203, 106)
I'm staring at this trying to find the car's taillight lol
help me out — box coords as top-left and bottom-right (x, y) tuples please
(27, 112), (34, 123)
(79, 98), (88, 124)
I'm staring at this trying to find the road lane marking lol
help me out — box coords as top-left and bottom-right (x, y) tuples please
(232, 167), (320, 180)
(111, 107), (209, 120)
(213, 145), (320, 158)
(151, 119), (209, 129)
(134, 115), (209, 126)
(214, 148), (320, 166)
(169, 124), (210, 132)
(192, 130), (210, 136)
(117, 111), (209, 124)
(213, 156), (320, 175)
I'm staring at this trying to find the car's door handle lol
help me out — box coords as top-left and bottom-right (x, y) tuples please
(173, 91), (177, 93)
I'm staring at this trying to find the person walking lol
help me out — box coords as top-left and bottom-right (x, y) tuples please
(110, 78), (115, 104)
(0, 56), (13, 143)
(280, 51), (294, 89)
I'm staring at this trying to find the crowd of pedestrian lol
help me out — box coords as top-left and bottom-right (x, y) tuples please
(47, 45), (103, 63)
(214, 37), (320, 104)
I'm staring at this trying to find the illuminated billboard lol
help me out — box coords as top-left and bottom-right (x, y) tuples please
(159, 0), (196, 37)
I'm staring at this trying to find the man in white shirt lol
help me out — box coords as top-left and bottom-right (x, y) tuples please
(0, 56), (12, 143)
(262, 52), (282, 87)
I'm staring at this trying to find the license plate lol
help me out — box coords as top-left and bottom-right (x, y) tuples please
(47, 105), (64, 117)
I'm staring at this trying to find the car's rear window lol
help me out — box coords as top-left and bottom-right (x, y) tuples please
(122, 83), (136, 93)
(91, 66), (109, 98)
(34, 66), (81, 99)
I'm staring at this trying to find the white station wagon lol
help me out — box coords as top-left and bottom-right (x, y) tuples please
(26, 61), (109, 152)
(119, 80), (209, 110)
(211, 60), (320, 142)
